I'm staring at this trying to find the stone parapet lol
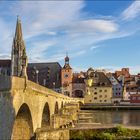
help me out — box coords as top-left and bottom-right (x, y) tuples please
(36, 128), (69, 140)
(51, 103), (79, 129)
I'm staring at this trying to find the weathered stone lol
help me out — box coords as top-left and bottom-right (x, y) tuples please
(36, 128), (70, 140)
(0, 76), (83, 139)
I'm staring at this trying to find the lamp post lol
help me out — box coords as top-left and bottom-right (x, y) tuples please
(53, 82), (55, 91)
(36, 69), (39, 84)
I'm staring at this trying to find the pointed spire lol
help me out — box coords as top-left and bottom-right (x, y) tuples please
(11, 16), (28, 77)
(15, 16), (23, 41)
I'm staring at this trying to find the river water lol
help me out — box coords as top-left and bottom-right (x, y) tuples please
(79, 110), (140, 126)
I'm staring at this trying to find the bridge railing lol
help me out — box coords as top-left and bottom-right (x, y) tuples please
(10, 76), (84, 103)
(27, 80), (84, 103)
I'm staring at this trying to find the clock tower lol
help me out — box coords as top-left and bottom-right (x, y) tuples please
(61, 55), (72, 96)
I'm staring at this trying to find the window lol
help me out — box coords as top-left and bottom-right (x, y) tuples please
(104, 100), (107, 102)
(105, 89), (107, 92)
(102, 83), (105, 86)
(99, 90), (102, 92)
(100, 100), (102, 102)
(64, 74), (68, 78)
(99, 95), (102, 98)
(94, 97), (97, 100)
(105, 95), (107, 98)
(94, 88), (97, 90)
(94, 92), (97, 95)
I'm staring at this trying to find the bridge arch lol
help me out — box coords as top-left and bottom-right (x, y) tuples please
(41, 102), (50, 128)
(11, 103), (33, 140)
(72, 89), (84, 98)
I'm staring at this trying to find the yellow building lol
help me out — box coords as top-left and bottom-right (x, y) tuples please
(84, 68), (112, 104)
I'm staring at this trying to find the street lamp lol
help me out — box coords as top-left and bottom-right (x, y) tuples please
(53, 82), (55, 91)
(36, 69), (39, 84)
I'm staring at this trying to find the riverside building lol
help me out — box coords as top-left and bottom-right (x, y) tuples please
(84, 68), (112, 104)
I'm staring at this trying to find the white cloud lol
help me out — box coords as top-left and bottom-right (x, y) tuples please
(0, 1), (139, 66)
(122, 1), (140, 20)
(29, 49), (86, 63)
(62, 19), (118, 34)
(28, 40), (56, 62)
(90, 45), (100, 50)
(14, 1), (85, 39)
(0, 18), (13, 57)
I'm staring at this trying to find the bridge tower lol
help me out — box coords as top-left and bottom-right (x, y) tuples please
(11, 16), (28, 77)
(61, 54), (73, 96)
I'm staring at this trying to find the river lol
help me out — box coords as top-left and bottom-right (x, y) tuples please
(78, 110), (140, 126)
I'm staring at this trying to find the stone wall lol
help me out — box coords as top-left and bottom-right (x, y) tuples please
(0, 91), (15, 139)
(0, 76), (11, 90)
(36, 129), (69, 140)
(51, 103), (79, 129)
(0, 76), (83, 139)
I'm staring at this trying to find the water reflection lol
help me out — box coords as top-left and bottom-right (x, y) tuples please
(79, 110), (140, 126)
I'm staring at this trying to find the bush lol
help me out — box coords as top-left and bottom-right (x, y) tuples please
(116, 125), (128, 136)
(70, 127), (140, 140)
(99, 132), (115, 140)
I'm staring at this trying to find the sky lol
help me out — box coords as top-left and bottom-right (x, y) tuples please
(0, 0), (140, 74)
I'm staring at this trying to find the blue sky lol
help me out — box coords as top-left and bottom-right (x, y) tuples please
(0, 0), (140, 74)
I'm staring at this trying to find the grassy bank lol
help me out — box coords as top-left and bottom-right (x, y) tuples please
(80, 105), (140, 110)
(70, 125), (140, 140)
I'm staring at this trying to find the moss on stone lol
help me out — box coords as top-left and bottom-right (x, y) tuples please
(70, 126), (140, 140)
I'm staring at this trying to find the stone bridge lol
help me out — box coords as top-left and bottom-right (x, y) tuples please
(0, 76), (84, 139)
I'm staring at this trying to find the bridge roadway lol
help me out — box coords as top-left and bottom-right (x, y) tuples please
(0, 76), (84, 139)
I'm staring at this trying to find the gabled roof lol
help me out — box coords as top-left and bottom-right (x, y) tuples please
(28, 62), (62, 70)
(96, 72), (112, 86)
(87, 70), (112, 87)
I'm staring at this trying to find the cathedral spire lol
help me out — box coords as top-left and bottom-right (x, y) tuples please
(11, 17), (28, 77)
(15, 16), (23, 41)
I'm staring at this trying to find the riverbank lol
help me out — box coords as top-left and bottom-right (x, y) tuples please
(70, 125), (140, 140)
(80, 105), (140, 110)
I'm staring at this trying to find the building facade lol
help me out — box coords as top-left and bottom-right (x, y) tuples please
(84, 68), (112, 104)
(72, 72), (86, 98)
(106, 73), (123, 104)
(27, 62), (62, 92)
(61, 55), (73, 96)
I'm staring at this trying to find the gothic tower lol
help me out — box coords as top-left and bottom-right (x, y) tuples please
(61, 54), (72, 96)
(11, 17), (28, 77)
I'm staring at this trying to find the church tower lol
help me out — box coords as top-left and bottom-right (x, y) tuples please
(11, 17), (28, 77)
(61, 54), (72, 96)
